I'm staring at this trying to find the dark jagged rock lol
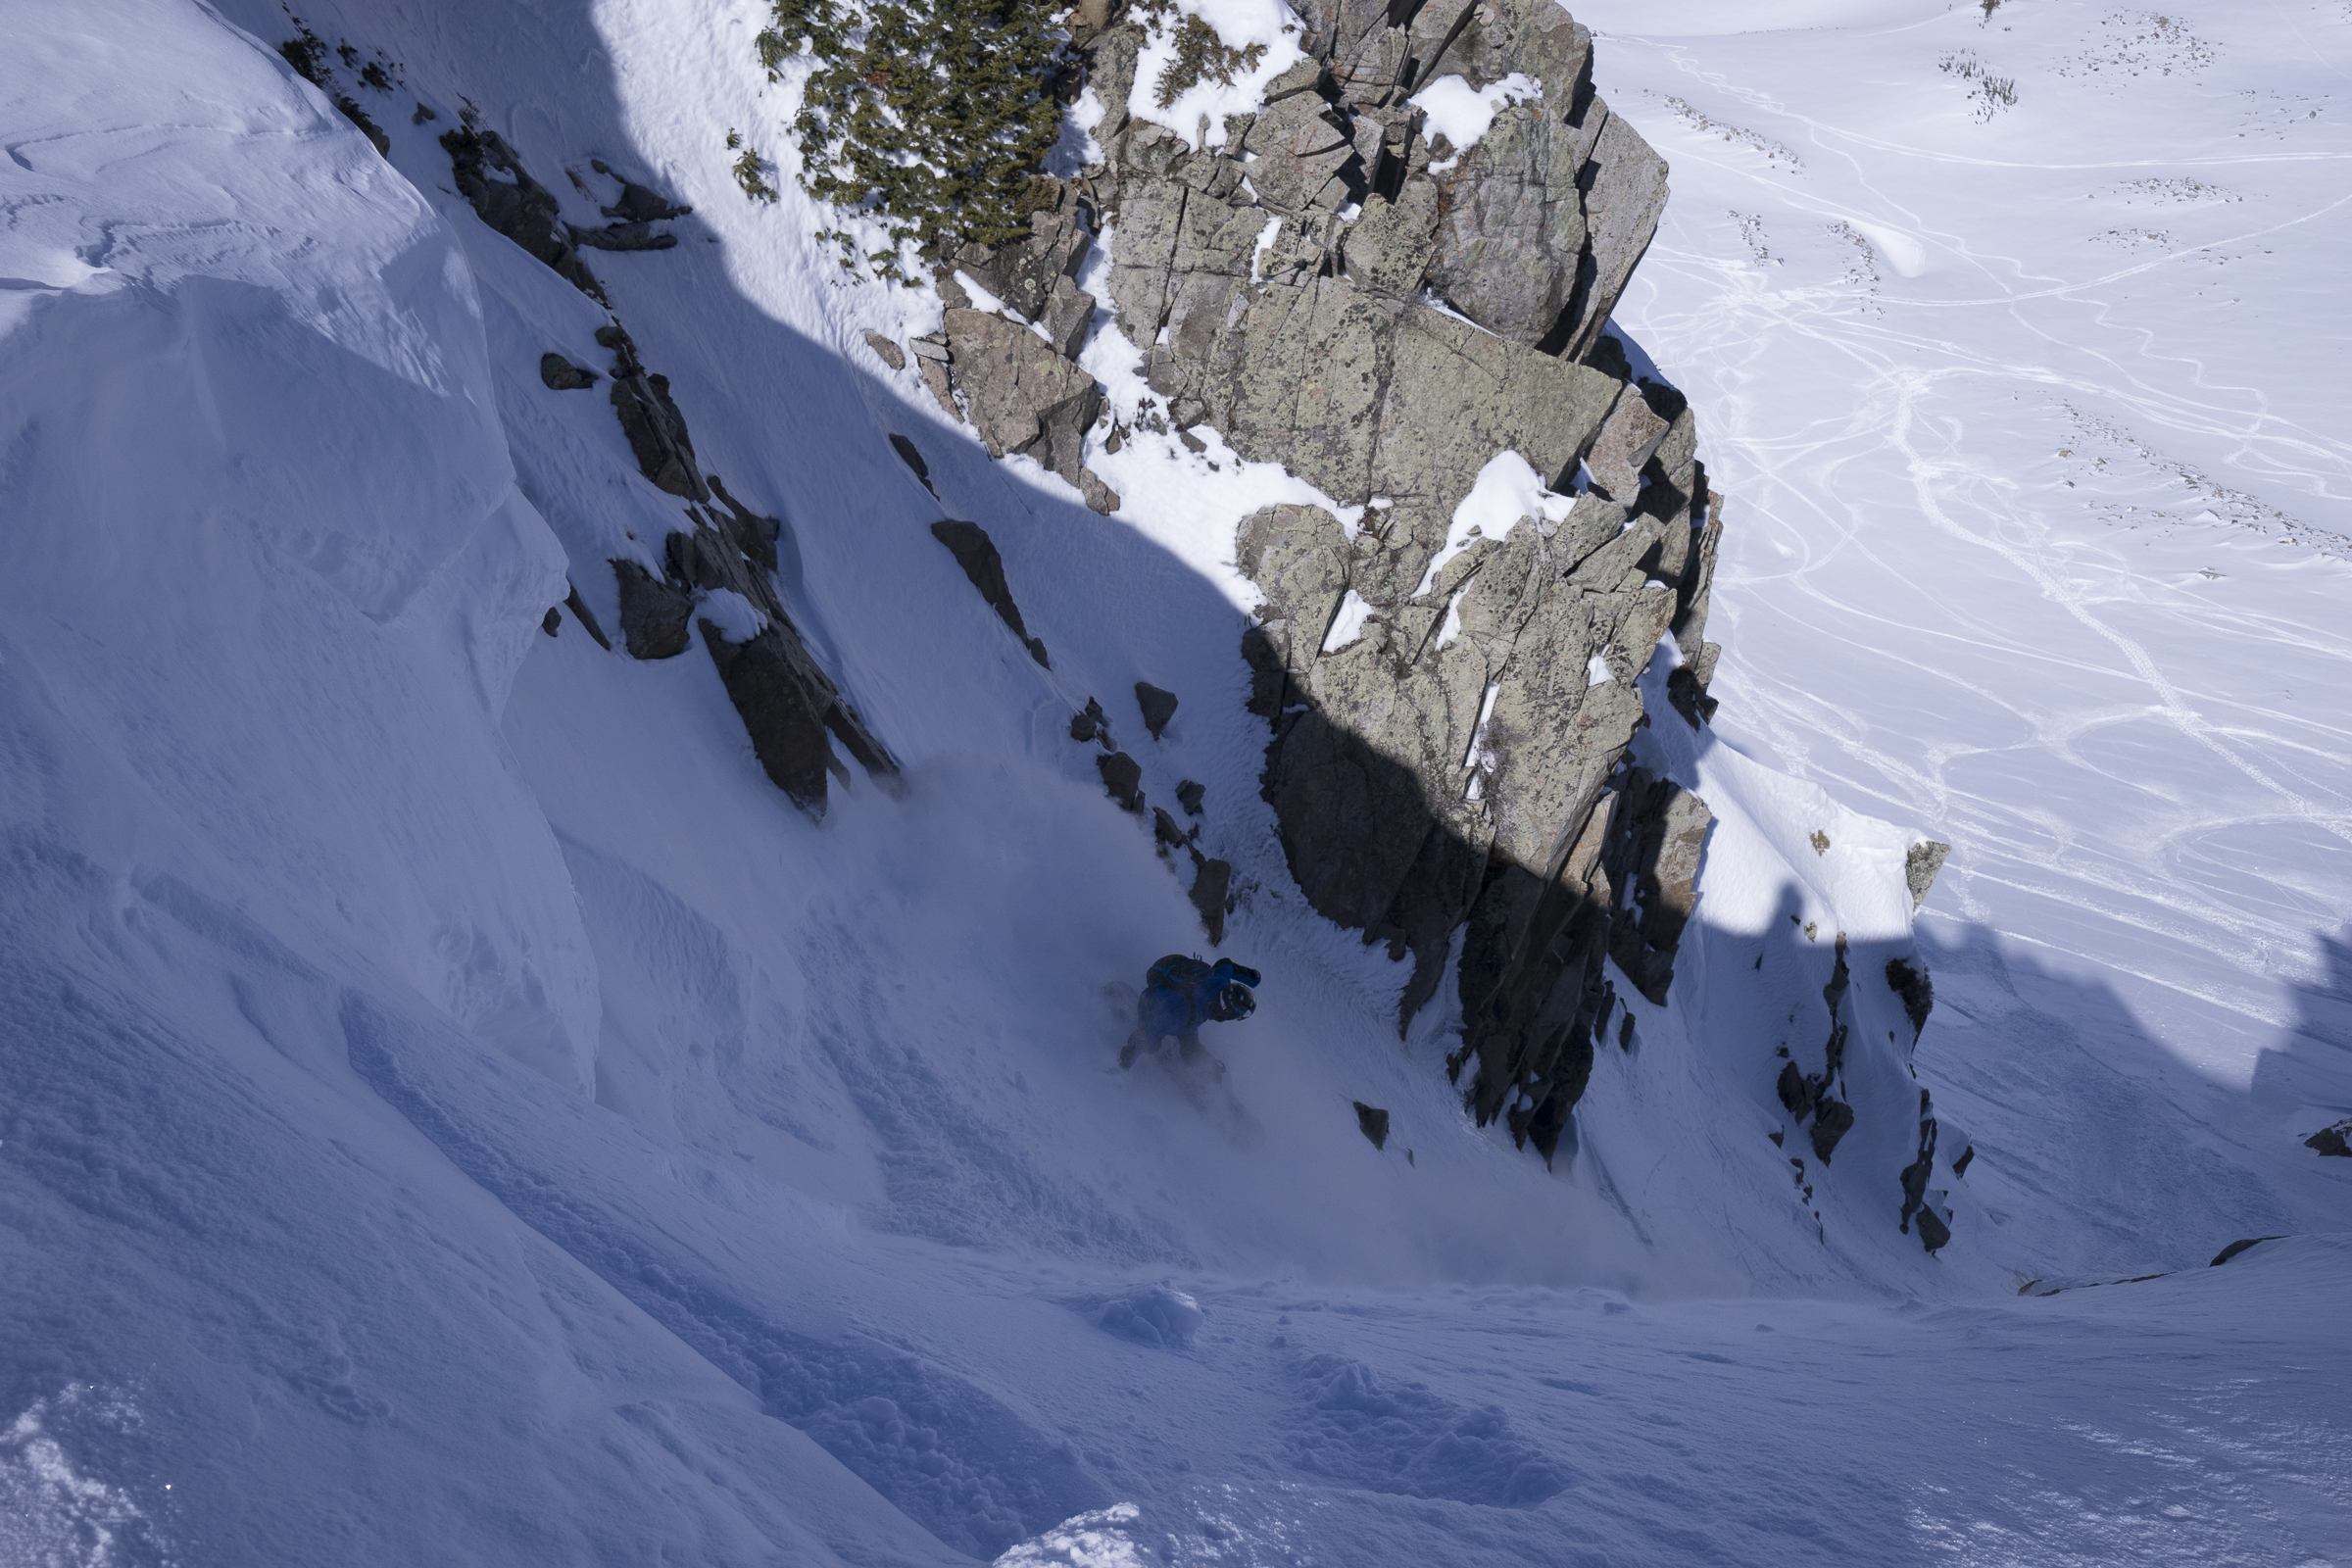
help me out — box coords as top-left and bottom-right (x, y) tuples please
(1152, 807), (1189, 852)
(1189, 854), (1232, 944)
(1070, 697), (1112, 746)
(599, 325), (709, 501)
(539, 353), (597, 390)
(612, 561), (693, 659)
(891, 433), (934, 493)
(931, 520), (1050, 667)
(441, 126), (601, 297)
(1906, 840), (1952, 909)
(2210, 1236), (2286, 1266)
(1886, 956), (1934, 1043)
(1176, 779), (1206, 816)
(618, 496), (894, 818)
(1898, 1089), (1939, 1241)
(1098, 752), (1145, 814)
(600, 178), (691, 222)
(1951, 1144), (1976, 1179)
(1915, 1204), (1951, 1254)
(1666, 663), (1718, 729)
(1776, 1060), (1812, 1122)
(702, 620), (845, 810)
(1353, 1102), (1391, 1150)
(1809, 1098), (1855, 1163)
(2305, 1119), (2352, 1157)
(706, 476), (782, 573)
(563, 582), (612, 651)
(540, 607), (562, 637)
(571, 220), (677, 252)
(337, 96), (390, 158)
(1135, 681), (1179, 740)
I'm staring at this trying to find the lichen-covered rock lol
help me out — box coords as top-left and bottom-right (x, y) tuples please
(1426, 102), (1587, 343)
(942, 309), (1102, 488)
(948, 177), (1094, 324)
(1585, 382), (1672, 504)
(1906, 841), (1952, 909)
(1240, 89), (1361, 216)
(1341, 180), (1440, 299)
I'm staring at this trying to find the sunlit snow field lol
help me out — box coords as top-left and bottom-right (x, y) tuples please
(1, 1), (2346, 1564)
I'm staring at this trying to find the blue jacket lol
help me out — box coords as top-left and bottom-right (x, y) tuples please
(1139, 955), (1260, 1040)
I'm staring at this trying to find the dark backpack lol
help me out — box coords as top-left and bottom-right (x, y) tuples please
(1148, 954), (1213, 996)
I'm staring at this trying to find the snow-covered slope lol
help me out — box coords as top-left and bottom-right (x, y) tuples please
(1, 1), (2345, 1564)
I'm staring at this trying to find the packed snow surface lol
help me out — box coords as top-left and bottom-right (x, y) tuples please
(0, 0), (2346, 1565)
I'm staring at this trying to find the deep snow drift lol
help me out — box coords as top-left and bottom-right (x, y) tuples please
(0, 1), (2345, 1564)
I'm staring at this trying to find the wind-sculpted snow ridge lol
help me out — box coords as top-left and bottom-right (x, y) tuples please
(3, 0), (2349, 1563)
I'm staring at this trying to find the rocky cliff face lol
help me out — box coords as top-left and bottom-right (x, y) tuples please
(1077, 0), (1722, 1163)
(910, 0), (1724, 1164)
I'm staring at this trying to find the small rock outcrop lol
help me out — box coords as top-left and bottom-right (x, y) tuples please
(1352, 1102), (1391, 1151)
(2305, 1119), (2352, 1157)
(1188, 854), (1232, 944)
(539, 353), (597, 390)
(1778, 935), (1856, 1164)
(931, 520), (1051, 666)
(598, 323), (707, 500)
(1134, 682), (1179, 740)
(441, 125), (601, 296)
(1098, 751), (1145, 813)
(1906, 841), (1952, 908)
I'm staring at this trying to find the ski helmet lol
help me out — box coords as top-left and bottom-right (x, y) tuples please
(1220, 982), (1256, 1019)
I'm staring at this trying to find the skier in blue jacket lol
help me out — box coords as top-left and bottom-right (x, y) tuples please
(1122, 954), (1261, 1071)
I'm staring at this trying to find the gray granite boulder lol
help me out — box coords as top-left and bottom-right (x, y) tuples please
(941, 309), (1103, 488)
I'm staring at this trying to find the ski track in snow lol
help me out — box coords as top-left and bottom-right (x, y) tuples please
(0, 0), (2347, 1564)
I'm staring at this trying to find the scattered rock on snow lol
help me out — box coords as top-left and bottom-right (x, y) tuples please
(2305, 1119), (2352, 1157)
(863, 330), (907, 371)
(1352, 1102), (1391, 1150)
